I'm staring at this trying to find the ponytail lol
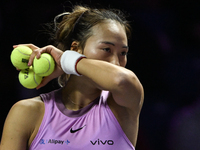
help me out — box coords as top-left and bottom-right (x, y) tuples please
(54, 6), (89, 50)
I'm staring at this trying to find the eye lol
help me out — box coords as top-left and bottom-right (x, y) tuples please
(121, 51), (128, 56)
(102, 48), (111, 52)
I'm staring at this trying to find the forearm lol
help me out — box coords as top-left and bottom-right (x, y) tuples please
(77, 58), (144, 109)
(77, 58), (133, 91)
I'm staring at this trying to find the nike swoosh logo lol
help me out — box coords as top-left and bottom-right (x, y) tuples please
(70, 125), (86, 133)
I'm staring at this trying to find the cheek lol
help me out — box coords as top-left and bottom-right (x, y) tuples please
(83, 48), (98, 59)
(120, 57), (127, 67)
(83, 43), (97, 58)
(83, 47), (105, 60)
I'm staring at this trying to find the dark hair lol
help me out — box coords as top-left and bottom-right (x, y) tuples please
(53, 5), (131, 51)
(52, 5), (132, 86)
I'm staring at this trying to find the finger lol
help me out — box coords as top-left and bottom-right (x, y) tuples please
(36, 68), (64, 89)
(27, 45), (58, 67)
(32, 45), (54, 60)
(36, 76), (53, 89)
(38, 45), (55, 55)
(39, 45), (63, 66)
(35, 45), (63, 65)
(28, 49), (41, 66)
(13, 44), (39, 50)
(31, 45), (54, 61)
(13, 44), (41, 66)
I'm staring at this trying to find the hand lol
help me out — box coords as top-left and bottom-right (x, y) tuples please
(13, 44), (64, 89)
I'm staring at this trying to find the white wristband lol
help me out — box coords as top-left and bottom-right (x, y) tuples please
(60, 50), (86, 76)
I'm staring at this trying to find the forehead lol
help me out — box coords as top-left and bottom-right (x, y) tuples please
(90, 20), (127, 43)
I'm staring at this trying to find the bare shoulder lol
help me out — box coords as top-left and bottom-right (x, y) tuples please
(14, 96), (44, 109)
(0, 97), (45, 150)
(5, 96), (45, 134)
(10, 96), (45, 134)
(10, 96), (45, 119)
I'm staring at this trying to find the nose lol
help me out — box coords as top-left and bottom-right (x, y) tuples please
(109, 55), (120, 66)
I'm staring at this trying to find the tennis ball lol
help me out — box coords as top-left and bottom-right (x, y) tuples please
(10, 45), (32, 69)
(18, 66), (43, 89)
(33, 53), (55, 77)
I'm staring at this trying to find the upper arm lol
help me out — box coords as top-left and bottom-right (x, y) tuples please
(0, 97), (44, 150)
(107, 74), (144, 145)
(111, 69), (144, 114)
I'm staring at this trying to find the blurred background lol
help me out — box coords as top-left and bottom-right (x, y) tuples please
(0, 0), (200, 149)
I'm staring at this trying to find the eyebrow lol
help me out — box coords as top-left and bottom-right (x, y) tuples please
(100, 41), (129, 49)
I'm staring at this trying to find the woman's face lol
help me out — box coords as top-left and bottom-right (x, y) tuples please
(82, 20), (128, 67)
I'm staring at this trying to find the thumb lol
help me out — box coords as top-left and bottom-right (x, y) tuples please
(36, 76), (54, 89)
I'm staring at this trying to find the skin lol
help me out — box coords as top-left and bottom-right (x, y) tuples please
(0, 20), (144, 150)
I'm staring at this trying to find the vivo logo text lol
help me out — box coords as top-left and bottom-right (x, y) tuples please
(90, 139), (114, 145)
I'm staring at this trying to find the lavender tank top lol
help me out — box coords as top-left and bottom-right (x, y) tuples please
(29, 89), (135, 150)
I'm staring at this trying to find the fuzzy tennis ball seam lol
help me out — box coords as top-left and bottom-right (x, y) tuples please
(33, 72), (42, 85)
(16, 49), (31, 56)
(34, 56), (51, 76)
(10, 46), (32, 69)
(33, 53), (55, 77)
(18, 67), (43, 89)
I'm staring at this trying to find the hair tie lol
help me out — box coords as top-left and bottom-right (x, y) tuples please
(72, 11), (86, 33)
(54, 12), (71, 31)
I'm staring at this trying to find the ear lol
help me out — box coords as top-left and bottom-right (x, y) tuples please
(70, 41), (83, 54)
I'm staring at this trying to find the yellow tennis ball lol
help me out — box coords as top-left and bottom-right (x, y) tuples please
(18, 66), (43, 89)
(10, 45), (32, 69)
(33, 53), (55, 77)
